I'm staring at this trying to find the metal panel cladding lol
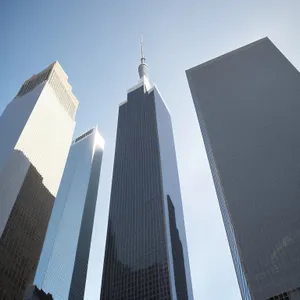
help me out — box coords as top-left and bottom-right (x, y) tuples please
(187, 37), (300, 300)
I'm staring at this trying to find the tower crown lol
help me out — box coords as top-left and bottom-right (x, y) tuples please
(138, 36), (149, 79)
(127, 37), (151, 94)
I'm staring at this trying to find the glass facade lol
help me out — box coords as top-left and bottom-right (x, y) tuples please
(0, 62), (78, 300)
(34, 128), (104, 300)
(100, 83), (193, 299)
(0, 153), (55, 300)
(187, 37), (300, 299)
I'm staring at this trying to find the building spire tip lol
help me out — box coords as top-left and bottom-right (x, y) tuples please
(138, 35), (148, 79)
(140, 34), (145, 63)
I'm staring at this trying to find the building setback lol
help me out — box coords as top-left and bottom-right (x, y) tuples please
(34, 127), (104, 300)
(186, 37), (300, 300)
(23, 286), (53, 300)
(0, 62), (78, 300)
(100, 45), (194, 300)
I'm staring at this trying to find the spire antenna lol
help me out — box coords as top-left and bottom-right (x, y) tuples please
(140, 35), (145, 63)
(138, 35), (149, 79)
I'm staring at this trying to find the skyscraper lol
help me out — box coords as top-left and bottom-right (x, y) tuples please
(186, 37), (300, 300)
(0, 62), (78, 300)
(100, 44), (193, 299)
(33, 127), (104, 300)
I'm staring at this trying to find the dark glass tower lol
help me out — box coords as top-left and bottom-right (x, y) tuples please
(186, 38), (300, 300)
(100, 46), (193, 299)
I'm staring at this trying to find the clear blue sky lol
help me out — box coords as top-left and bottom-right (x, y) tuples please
(1, 1), (300, 299)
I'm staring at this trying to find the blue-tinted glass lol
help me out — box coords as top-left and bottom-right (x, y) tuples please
(34, 129), (104, 300)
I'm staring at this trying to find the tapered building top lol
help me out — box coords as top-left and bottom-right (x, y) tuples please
(16, 61), (79, 120)
(101, 35), (194, 299)
(138, 36), (149, 79)
(128, 36), (151, 93)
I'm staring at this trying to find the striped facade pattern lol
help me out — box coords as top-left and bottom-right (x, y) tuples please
(0, 62), (77, 300)
(34, 129), (104, 300)
(100, 85), (193, 299)
(187, 38), (300, 299)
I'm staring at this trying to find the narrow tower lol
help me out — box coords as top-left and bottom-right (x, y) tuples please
(33, 127), (104, 300)
(100, 42), (194, 299)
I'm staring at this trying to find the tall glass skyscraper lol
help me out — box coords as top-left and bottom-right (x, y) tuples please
(0, 62), (78, 300)
(186, 38), (300, 300)
(33, 127), (104, 300)
(100, 45), (193, 300)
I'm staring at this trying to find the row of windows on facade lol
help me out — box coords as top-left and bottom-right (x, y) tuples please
(101, 273), (170, 286)
(74, 128), (94, 143)
(268, 287), (300, 300)
(4, 209), (44, 241)
(105, 265), (170, 281)
(17, 69), (51, 97)
(101, 282), (171, 299)
(108, 257), (168, 269)
(112, 160), (161, 191)
(0, 165), (54, 300)
(106, 289), (171, 299)
(203, 118), (252, 300)
(112, 161), (161, 195)
(112, 245), (167, 258)
(48, 71), (76, 119)
(109, 188), (163, 208)
(108, 277), (171, 290)
(110, 293), (171, 299)
(102, 238), (170, 296)
(0, 222), (41, 289)
(109, 179), (163, 204)
(110, 219), (165, 236)
(0, 266), (26, 292)
(103, 255), (169, 278)
(105, 231), (167, 267)
(107, 222), (166, 247)
(109, 195), (164, 219)
(16, 68), (76, 120)
(102, 287), (171, 299)
(109, 194), (165, 235)
(101, 259), (171, 289)
(110, 155), (163, 212)
(0, 249), (33, 278)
